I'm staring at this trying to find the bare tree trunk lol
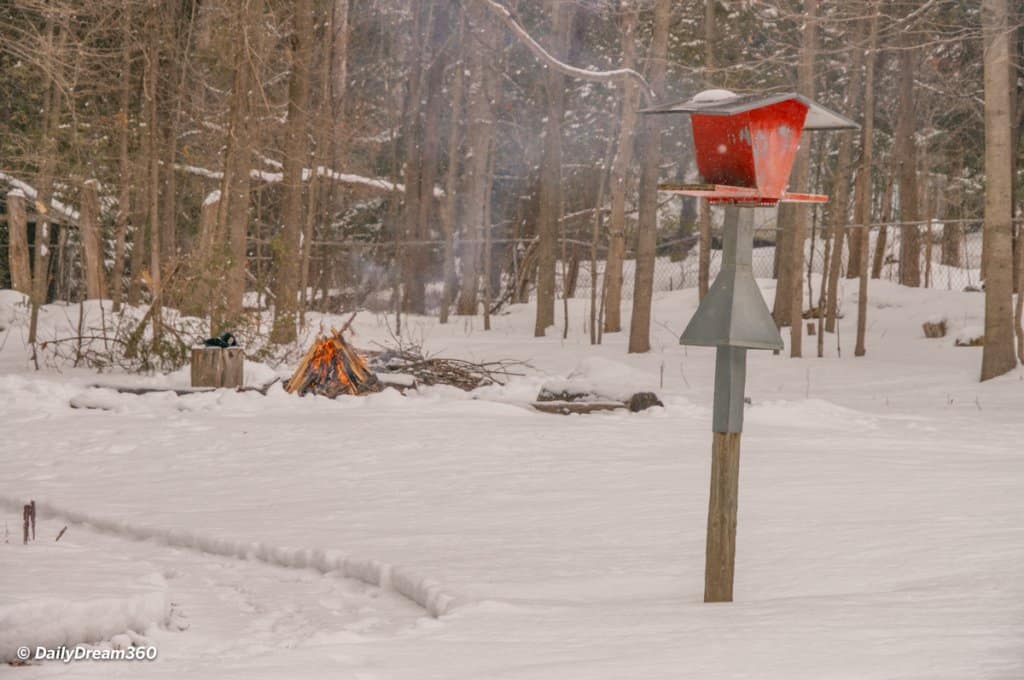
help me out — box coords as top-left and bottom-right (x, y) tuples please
(143, 6), (162, 346)
(698, 199), (712, 299)
(603, 1), (639, 334)
(981, 0), (1018, 380)
(401, 4), (428, 316)
(534, 0), (571, 336)
(896, 41), (921, 288)
(111, 0), (133, 312)
(457, 2), (495, 315)
(628, 0), (670, 353)
(407, 3), (449, 315)
(271, 0), (313, 344)
(942, 172), (963, 267)
(331, 0), (349, 168)
(824, 16), (864, 333)
(704, 0), (715, 74)
(871, 171), (893, 279)
(215, 0), (259, 330)
(439, 17), (465, 324)
(127, 187), (146, 306)
(28, 19), (64, 354)
(6, 190), (31, 294)
(786, 0), (817, 357)
(855, 3), (879, 357)
(79, 180), (106, 300)
(590, 135), (616, 344)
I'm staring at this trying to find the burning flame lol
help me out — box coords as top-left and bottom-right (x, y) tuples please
(285, 329), (374, 397)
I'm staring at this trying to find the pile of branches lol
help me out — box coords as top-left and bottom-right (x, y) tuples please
(285, 328), (380, 397)
(370, 343), (528, 391)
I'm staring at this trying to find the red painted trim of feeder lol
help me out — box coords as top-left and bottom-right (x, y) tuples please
(643, 90), (858, 205)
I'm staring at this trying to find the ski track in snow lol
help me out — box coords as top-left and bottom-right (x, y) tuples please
(0, 496), (460, 620)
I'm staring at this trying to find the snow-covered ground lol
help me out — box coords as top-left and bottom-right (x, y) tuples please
(2, 277), (1023, 678)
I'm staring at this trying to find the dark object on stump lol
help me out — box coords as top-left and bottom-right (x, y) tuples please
(203, 332), (239, 348)
(191, 346), (245, 388)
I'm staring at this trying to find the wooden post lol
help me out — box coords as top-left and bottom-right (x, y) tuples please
(30, 500), (36, 540)
(705, 432), (741, 602)
(22, 504), (30, 544)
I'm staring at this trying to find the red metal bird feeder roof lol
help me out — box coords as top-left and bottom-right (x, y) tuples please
(642, 90), (859, 206)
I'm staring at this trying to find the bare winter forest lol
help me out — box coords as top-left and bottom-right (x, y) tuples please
(1, 0), (1022, 378)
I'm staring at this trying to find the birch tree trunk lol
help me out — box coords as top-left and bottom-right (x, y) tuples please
(980, 0), (1017, 380)
(628, 0), (670, 353)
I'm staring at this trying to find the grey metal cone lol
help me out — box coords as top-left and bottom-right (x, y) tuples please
(680, 207), (783, 351)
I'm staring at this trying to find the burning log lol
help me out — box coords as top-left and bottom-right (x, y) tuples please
(285, 329), (380, 397)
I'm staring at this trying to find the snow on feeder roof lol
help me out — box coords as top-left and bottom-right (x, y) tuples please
(642, 91), (859, 205)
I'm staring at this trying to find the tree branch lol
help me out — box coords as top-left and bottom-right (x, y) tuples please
(477, 0), (654, 103)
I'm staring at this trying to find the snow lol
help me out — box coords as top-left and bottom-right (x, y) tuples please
(540, 356), (659, 401)
(0, 171), (80, 223)
(1, 276), (1023, 678)
(693, 88), (738, 102)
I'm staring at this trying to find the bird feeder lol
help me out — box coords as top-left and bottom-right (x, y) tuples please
(641, 90), (857, 603)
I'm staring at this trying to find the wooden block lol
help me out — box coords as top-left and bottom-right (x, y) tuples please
(221, 347), (245, 388)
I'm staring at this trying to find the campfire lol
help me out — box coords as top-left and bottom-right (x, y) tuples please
(285, 329), (380, 397)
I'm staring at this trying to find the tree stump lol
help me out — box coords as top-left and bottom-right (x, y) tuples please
(191, 346), (245, 388)
(922, 319), (947, 338)
(221, 347), (245, 388)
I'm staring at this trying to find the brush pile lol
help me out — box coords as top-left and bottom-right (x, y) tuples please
(369, 348), (527, 391)
(285, 329), (380, 397)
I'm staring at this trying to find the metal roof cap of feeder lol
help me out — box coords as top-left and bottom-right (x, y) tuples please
(641, 90), (859, 131)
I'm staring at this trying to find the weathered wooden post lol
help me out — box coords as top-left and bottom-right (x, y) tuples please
(642, 90), (858, 602)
